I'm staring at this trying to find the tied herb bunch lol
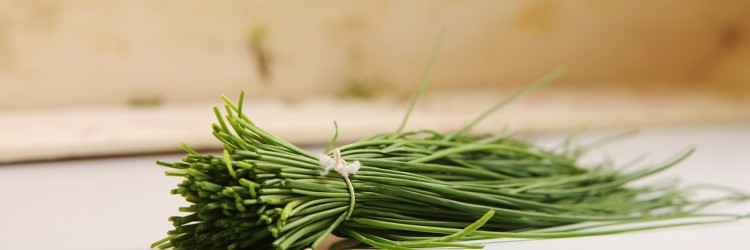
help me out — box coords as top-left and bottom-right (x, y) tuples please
(153, 35), (748, 250)
(152, 89), (748, 250)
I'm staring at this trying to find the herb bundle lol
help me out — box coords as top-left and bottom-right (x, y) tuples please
(153, 35), (748, 250)
(152, 91), (747, 249)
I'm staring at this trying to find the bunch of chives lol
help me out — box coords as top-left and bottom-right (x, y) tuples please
(152, 89), (747, 249)
(153, 32), (748, 250)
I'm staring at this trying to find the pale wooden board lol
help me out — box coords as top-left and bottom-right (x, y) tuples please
(1, 85), (748, 164)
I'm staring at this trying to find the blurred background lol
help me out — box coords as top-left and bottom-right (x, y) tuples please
(1, 0), (749, 163)
(2, 1), (750, 249)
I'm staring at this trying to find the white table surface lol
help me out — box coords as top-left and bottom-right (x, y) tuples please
(1, 123), (749, 250)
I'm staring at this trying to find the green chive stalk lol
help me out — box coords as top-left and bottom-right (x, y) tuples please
(153, 32), (748, 250)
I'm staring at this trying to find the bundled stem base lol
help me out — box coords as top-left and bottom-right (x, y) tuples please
(153, 95), (748, 250)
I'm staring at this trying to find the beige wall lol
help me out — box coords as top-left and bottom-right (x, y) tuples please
(1, 0), (749, 109)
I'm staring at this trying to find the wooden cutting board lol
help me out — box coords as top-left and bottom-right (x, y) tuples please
(2, 84), (747, 164)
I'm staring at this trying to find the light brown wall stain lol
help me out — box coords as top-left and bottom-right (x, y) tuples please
(0, 0), (62, 73)
(719, 21), (743, 51)
(248, 25), (272, 83)
(513, 0), (560, 36)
